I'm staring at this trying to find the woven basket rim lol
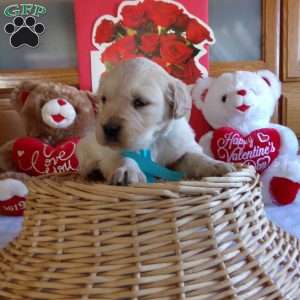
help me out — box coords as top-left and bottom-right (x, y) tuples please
(2, 165), (299, 300)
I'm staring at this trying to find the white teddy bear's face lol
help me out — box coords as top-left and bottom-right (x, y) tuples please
(192, 70), (281, 130)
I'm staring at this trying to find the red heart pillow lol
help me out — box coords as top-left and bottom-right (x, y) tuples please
(12, 137), (80, 176)
(212, 127), (281, 174)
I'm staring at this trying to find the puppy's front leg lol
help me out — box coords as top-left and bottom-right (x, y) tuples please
(110, 158), (147, 185)
(174, 152), (235, 178)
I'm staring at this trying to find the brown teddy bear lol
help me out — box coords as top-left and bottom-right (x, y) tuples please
(0, 81), (96, 215)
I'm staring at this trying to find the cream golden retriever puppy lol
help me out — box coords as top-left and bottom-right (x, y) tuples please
(77, 58), (234, 184)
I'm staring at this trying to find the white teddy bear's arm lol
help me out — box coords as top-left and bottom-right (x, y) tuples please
(269, 123), (299, 156)
(198, 131), (214, 157)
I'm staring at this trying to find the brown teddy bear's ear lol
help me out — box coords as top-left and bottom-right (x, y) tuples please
(10, 81), (38, 112)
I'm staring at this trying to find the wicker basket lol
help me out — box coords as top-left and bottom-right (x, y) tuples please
(0, 167), (300, 300)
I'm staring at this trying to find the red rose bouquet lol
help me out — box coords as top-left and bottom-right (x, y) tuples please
(92, 0), (214, 85)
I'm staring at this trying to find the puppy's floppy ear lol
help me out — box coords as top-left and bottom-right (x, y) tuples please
(10, 81), (38, 112)
(192, 77), (214, 110)
(166, 79), (191, 119)
(256, 70), (281, 101)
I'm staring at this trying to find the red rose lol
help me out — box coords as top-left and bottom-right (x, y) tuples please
(115, 35), (137, 55)
(160, 34), (177, 43)
(160, 36), (193, 64)
(101, 36), (137, 64)
(147, 1), (182, 27)
(121, 3), (148, 29)
(170, 59), (202, 84)
(101, 44), (120, 64)
(95, 19), (115, 44)
(186, 19), (213, 44)
(139, 33), (160, 53)
(160, 34), (186, 45)
(152, 56), (171, 73)
(174, 13), (190, 30)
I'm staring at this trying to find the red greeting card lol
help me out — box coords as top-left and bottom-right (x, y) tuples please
(74, 0), (214, 140)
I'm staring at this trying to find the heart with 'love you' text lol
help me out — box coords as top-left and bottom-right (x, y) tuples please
(12, 137), (80, 176)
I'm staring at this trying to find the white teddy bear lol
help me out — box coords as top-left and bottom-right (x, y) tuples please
(192, 70), (300, 205)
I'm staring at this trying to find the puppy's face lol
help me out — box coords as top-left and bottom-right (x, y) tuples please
(96, 58), (191, 151)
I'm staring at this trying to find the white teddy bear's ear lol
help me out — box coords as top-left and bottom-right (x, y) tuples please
(192, 77), (214, 110)
(256, 70), (281, 101)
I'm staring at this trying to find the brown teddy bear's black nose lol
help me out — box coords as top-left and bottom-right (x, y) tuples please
(103, 122), (121, 140)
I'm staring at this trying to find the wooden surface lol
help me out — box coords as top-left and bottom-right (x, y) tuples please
(282, 82), (300, 136)
(0, 68), (78, 90)
(282, 0), (300, 81)
(280, 0), (300, 136)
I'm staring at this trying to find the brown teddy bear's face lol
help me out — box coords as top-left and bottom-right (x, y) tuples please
(11, 81), (96, 145)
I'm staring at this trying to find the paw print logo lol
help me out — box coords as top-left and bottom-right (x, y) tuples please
(4, 16), (45, 48)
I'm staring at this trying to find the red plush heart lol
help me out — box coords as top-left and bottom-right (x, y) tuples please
(212, 127), (281, 173)
(12, 137), (80, 176)
(0, 196), (26, 216)
(270, 177), (300, 205)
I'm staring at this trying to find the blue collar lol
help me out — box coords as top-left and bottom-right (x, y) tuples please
(121, 149), (184, 183)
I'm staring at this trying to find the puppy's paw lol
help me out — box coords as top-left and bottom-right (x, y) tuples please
(110, 165), (147, 185)
(214, 161), (236, 175)
(197, 161), (236, 177)
(87, 169), (105, 181)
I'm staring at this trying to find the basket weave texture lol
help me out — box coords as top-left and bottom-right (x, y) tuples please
(0, 167), (300, 300)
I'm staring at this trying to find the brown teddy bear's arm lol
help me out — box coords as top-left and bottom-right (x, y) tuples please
(0, 140), (16, 172)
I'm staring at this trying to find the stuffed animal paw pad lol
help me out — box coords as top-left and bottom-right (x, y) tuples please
(270, 177), (300, 206)
(0, 179), (28, 216)
(269, 157), (300, 205)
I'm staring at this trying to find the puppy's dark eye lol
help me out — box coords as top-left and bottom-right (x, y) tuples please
(133, 97), (148, 109)
(221, 95), (227, 103)
(101, 96), (106, 104)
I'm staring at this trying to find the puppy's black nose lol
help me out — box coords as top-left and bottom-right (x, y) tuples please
(103, 122), (121, 140)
